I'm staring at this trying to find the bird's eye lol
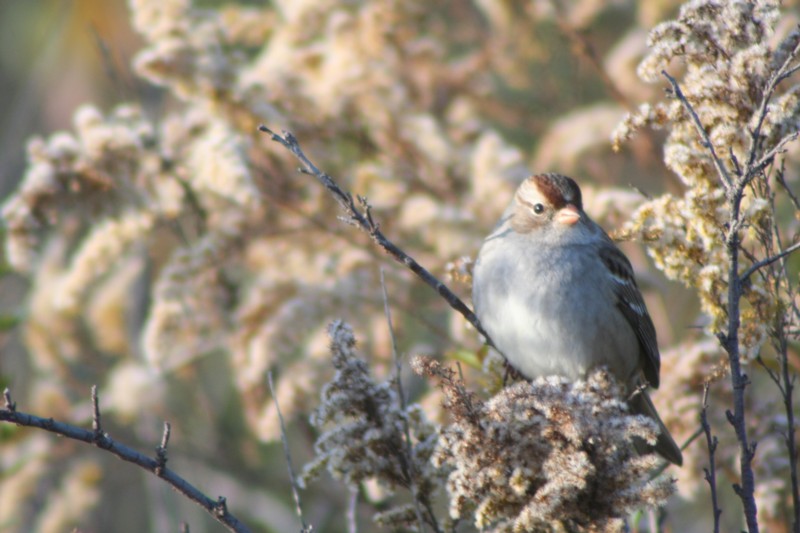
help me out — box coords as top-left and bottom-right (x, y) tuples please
(533, 203), (545, 215)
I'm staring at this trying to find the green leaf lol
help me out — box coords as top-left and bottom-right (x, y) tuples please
(448, 348), (483, 370)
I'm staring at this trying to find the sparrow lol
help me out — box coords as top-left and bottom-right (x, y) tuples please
(472, 173), (683, 465)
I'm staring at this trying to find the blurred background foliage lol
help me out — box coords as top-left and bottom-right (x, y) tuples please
(0, 0), (797, 532)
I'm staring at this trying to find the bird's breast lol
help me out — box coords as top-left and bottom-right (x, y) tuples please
(473, 241), (639, 383)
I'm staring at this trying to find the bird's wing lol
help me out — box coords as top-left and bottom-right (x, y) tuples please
(597, 243), (661, 389)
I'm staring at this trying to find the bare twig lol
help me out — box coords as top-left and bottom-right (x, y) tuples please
(347, 488), (358, 533)
(701, 384), (723, 533)
(264, 194), (461, 347)
(0, 388), (252, 533)
(664, 32), (800, 529)
(734, 35), (800, 533)
(750, 130), (800, 178)
(267, 371), (313, 533)
(756, 349), (799, 533)
(155, 421), (171, 477)
(744, 34), (800, 175)
(776, 330), (800, 532)
(776, 167), (800, 211)
(663, 69), (761, 531)
(780, 343), (800, 533)
(380, 269), (431, 533)
(91, 385), (102, 437)
(258, 126), (494, 349)
(662, 70), (733, 189)
(381, 269), (439, 531)
(3, 387), (15, 411)
(721, 164), (759, 533)
(755, 217), (800, 533)
(681, 425), (704, 455)
(740, 240), (800, 283)
(756, 355), (781, 385)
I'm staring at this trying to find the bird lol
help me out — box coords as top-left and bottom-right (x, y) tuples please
(472, 172), (683, 466)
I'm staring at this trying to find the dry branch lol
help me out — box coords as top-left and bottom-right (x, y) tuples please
(258, 126), (494, 349)
(0, 387), (252, 533)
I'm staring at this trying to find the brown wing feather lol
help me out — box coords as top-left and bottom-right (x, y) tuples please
(598, 243), (661, 389)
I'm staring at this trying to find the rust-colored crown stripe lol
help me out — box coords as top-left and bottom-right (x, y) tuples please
(530, 173), (583, 210)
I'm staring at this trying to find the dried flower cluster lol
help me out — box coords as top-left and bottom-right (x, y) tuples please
(301, 321), (441, 530)
(613, 0), (797, 357)
(612, 0), (800, 527)
(1, 0), (799, 531)
(414, 358), (675, 532)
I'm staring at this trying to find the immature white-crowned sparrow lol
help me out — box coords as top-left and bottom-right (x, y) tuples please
(472, 173), (683, 466)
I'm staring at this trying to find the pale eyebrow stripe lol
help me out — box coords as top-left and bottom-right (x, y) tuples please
(516, 196), (539, 211)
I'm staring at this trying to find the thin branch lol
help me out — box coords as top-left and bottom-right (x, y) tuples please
(380, 269), (431, 533)
(155, 421), (171, 477)
(0, 388), (251, 533)
(3, 387), (15, 411)
(347, 488), (358, 533)
(662, 69), (762, 532)
(382, 270), (409, 419)
(701, 384), (723, 533)
(773, 256), (800, 533)
(750, 130), (800, 180)
(267, 371), (313, 533)
(756, 356), (782, 392)
(754, 213), (800, 533)
(91, 384), (102, 437)
(258, 126), (494, 349)
(681, 425), (705, 454)
(264, 192), (463, 348)
(781, 61), (800, 82)
(726, 38), (800, 533)
(740, 240), (800, 283)
(729, 145), (743, 178)
(777, 168), (800, 211)
(745, 33), (800, 174)
(781, 343), (800, 533)
(662, 70), (733, 189)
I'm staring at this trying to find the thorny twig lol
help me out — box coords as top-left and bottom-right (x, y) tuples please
(0, 388), (251, 533)
(258, 126), (494, 349)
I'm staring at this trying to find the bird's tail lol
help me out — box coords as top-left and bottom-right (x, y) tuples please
(629, 389), (684, 466)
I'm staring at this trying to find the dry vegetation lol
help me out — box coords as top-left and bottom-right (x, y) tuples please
(1, 1), (799, 532)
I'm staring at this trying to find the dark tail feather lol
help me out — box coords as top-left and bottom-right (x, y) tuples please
(629, 390), (683, 466)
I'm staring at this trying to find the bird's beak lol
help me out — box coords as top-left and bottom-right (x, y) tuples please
(555, 204), (581, 226)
